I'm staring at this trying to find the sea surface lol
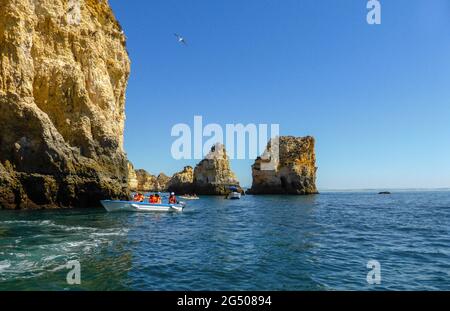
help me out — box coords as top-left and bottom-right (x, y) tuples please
(0, 191), (449, 290)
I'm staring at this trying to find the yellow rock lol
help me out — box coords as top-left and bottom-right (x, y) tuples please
(0, 0), (130, 209)
(248, 136), (318, 195)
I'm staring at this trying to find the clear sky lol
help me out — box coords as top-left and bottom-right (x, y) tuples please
(109, 0), (450, 189)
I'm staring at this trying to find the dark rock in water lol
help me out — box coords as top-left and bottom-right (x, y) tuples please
(378, 191), (391, 195)
(247, 136), (318, 195)
(0, 0), (130, 209)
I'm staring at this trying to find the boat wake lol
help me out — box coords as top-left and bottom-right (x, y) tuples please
(0, 218), (129, 282)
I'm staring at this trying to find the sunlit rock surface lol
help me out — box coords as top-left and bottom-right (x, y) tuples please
(167, 166), (195, 194)
(132, 169), (171, 192)
(247, 136), (318, 195)
(193, 144), (242, 195)
(0, 0), (130, 209)
(127, 162), (138, 191)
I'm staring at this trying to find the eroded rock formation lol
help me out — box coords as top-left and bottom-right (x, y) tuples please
(167, 166), (194, 194)
(132, 169), (170, 192)
(127, 162), (138, 191)
(156, 173), (171, 192)
(193, 144), (241, 195)
(167, 144), (241, 195)
(0, 0), (130, 209)
(247, 136), (318, 195)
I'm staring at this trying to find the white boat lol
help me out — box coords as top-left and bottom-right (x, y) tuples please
(179, 195), (200, 200)
(227, 192), (241, 200)
(101, 200), (185, 213)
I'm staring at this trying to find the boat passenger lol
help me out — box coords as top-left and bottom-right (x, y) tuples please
(134, 193), (144, 202)
(149, 194), (155, 203)
(155, 194), (162, 204)
(169, 192), (177, 204)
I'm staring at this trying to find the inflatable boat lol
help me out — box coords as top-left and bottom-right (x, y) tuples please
(101, 200), (185, 213)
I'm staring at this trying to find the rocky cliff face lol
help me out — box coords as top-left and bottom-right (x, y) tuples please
(133, 169), (170, 192)
(193, 144), (241, 195)
(167, 166), (194, 194)
(247, 136), (318, 195)
(134, 169), (155, 192)
(0, 0), (130, 209)
(156, 173), (171, 192)
(127, 162), (138, 191)
(167, 145), (241, 195)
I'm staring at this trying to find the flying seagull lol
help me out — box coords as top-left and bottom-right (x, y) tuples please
(174, 33), (187, 46)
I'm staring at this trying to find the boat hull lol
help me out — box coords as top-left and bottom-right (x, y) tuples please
(101, 200), (185, 213)
(227, 192), (241, 200)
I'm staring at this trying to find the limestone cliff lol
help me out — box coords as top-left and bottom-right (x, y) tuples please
(167, 145), (241, 195)
(193, 144), (241, 195)
(0, 0), (130, 209)
(127, 162), (138, 191)
(156, 173), (171, 191)
(247, 136), (318, 195)
(133, 169), (170, 192)
(167, 166), (194, 194)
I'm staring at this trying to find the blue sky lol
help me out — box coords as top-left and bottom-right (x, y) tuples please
(109, 0), (450, 189)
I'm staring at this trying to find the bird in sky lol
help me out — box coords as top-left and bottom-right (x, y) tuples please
(174, 33), (187, 46)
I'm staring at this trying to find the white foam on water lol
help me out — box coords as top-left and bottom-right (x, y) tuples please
(42, 255), (64, 262)
(47, 264), (69, 273)
(58, 225), (98, 232)
(1, 220), (53, 225)
(0, 219), (129, 283)
(0, 256), (70, 281)
(90, 229), (129, 237)
(0, 260), (11, 272)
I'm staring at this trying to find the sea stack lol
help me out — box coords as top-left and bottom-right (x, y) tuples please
(167, 144), (242, 195)
(193, 143), (242, 195)
(247, 136), (318, 195)
(167, 166), (195, 194)
(0, 0), (130, 209)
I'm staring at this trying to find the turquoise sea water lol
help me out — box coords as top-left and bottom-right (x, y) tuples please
(0, 192), (449, 290)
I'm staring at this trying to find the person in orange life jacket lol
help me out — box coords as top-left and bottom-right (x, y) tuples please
(155, 194), (162, 204)
(168, 192), (177, 204)
(149, 194), (156, 203)
(134, 193), (144, 202)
